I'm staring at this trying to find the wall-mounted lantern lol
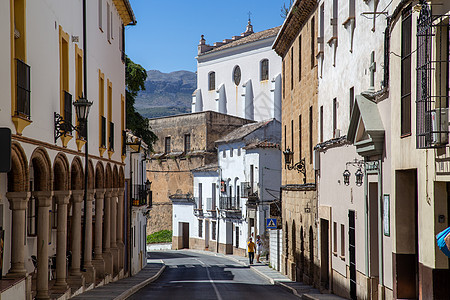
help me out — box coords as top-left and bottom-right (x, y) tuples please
(283, 147), (306, 184)
(343, 159), (364, 187)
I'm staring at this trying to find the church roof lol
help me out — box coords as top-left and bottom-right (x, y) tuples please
(199, 26), (281, 56)
(215, 119), (275, 144)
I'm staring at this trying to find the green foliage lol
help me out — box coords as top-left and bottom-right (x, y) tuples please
(125, 56), (158, 150)
(146, 230), (173, 244)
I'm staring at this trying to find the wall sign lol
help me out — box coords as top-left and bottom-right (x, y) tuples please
(383, 194), (390, 236)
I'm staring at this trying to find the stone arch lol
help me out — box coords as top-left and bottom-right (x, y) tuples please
(105, 164), (113, 189)
(7, 142), (29, 192)
(113, 165), (119, 188)
(54, 153), (70, 191)
(70, 156), (84, 190)
(119, 167), (125, 188)
(95, 162), (105, 189)
(88, 160), (94, 189)
(29, 147), (52, 191)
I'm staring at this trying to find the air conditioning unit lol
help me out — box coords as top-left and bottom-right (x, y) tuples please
(431, 108), (449, 146)
(334, 129), (341, 139)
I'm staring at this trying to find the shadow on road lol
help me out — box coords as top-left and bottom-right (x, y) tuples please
(147, 251), (197, 259)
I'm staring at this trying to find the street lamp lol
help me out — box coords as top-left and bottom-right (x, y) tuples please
(283, 147), (306, 184)
(343, 169), (350, 186)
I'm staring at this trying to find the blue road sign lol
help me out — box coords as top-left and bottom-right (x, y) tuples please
(266, 218), (277, 229)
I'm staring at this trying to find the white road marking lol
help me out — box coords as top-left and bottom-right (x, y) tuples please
(195, 258), (223, 300)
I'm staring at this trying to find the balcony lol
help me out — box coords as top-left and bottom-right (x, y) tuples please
(219, 196), (240, 211)
(131, 184), (148, 207)
(16, 59), (31, 119)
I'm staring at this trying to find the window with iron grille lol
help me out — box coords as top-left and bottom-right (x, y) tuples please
(122, 130), (126, 155)
(416, 2), (449, 148)
(64, 91), (73, 132)
(309, 106), (313, 164)
(333, 98), (337, 134)
(349, 87), (354, 120)
(298, 36), (302, 81)
(212, 183), (216, 209)
(212, 221), (216, 240)
(198, 220), (203, 238)
(16, 59), (31, 119)
(109, 121), (114, 151)
(208, 72), (215, 91)
(290, 48), (294, 89)
(260, 59), (269, 81)
(184, 133), (191, 153)
(101, 116), (107, 148)
(235, 226), (239, 248)
(401, 5), (412, 136)
(164, 136), (171, 153)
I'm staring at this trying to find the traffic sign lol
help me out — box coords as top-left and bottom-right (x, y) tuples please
(266, 218), (277, 229)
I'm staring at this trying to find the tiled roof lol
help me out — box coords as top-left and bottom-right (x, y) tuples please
(215, 119), (273, 144)
(245, 141), (280, 150)
(200, 26), (281, 56)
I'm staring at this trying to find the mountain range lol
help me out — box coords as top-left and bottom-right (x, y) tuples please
(134, 70), (196, 119)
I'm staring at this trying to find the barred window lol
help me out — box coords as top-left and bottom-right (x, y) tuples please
(198, 220), (203, 238)
(208, 72), (215, 91)
(260, 59), (269, 81)
(401, 5), (412, 136)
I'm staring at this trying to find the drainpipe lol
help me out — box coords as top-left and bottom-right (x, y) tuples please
(364, 158), (369, 277)
(377, 159), (384, 287)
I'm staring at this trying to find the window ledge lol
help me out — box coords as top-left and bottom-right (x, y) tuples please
(342, 16), (355, 27)
(99, 147), (107, 157)
(339, 255), (345, 261)
(11, 114), (32, 135)
(400, 133), (412, 139)
(332, 251), (338, 257)
(327, 36), (338, 45)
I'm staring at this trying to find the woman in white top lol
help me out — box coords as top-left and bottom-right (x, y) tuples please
(256, 235), (262, 263)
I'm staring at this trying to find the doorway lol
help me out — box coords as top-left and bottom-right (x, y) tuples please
(181, 222), (189, 249)
(394, 170), (418, 299)
(349, 210), (356, 300)
(368, 182), (379, 279)
(320, 219), (330, 290)
(205, 220), (210, 249)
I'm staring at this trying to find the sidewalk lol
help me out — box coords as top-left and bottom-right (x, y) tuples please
(71, 262), (165, 300)
(226, 254), (345, 300)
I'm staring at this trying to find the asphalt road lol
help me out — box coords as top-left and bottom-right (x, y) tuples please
(128, 250), (298, 300)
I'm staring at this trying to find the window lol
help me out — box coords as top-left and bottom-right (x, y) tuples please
(208, 72), (215, 91)
(230, 147), (233, 157)
(333, 98), (337, 134)
(299, 115), (302, 158)
(260, 59), (269, 81)
(319, 4), (325, 52)
(282, 60), (285, 97)
(75, 45), (83, 134)
(184, 134), (191, 153)
(60, 27), (70, 129)
(99, 71), (105, 148)
(349, 87), (354, 119)
(107, 80), (113, 151)
(198, 183), (202, 209)
(401, 6), (412, 136)
(212, 221), (216, 240)
(291, 119), (294, 152)
(298, 36), (302, 80)
(250, 165), (254, 192)
(237, 147), (241, 156)
(27, 195), (37, 236)
(165, 136), (171, 153)
(212, 183), (216, 210)
(109, 121), (114, 151)
(290, 48), (294, 89)
(311, 17), (315, 68)
(120, 25), (125, 61)
(98, 0), (103, 31)
(340, 224), (345, 258)
(235, 226), (240, 248)
(233, 66), (241, 85)
(349, 0), (355, 18)
(309, 106), (313, 164)
(320, 106), (323, 143)
(333, 222), (337, 254)
(284, 125), (287, 150)
(107, 3), (111, 42)
(332, 0), (338, 38)
(223, 149), (226, 158)
(198, 220), (203, 238)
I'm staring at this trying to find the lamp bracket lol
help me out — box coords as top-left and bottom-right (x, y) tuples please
(287, 157), (307, 184)
(345, 158), (365, 170)
(54, 112), (84, 143)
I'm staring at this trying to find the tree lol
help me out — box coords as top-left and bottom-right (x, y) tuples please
(125, 57), (157, 151)
(281, 0), (294, 19)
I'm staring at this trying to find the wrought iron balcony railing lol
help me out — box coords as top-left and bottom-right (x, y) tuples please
(219, 196), (240, 211)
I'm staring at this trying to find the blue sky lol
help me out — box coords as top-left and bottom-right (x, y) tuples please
(125, 0), (287, 73)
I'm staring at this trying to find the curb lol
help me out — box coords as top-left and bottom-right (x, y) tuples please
(275, 281), (302, 298)
(114, 264), (166, 300)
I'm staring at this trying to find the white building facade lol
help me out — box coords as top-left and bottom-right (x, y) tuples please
(193, 23), (282, 122)
(0, 0), (135, 298)
(172, 119), (281, 257)
(315, 0), (392, 298)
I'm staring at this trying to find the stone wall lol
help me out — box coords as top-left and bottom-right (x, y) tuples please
(147, 111), (252, 235)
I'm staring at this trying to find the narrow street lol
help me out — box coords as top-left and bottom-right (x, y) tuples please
(128, 250), (298, 300)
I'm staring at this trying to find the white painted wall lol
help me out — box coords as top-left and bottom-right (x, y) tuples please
(196, 35), (281, 121)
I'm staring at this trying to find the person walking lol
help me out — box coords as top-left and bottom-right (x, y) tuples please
(256, 235), (262, 263)
(247, 237), (255, 264)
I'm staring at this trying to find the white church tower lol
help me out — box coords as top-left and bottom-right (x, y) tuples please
(193, 21), (282, 121)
